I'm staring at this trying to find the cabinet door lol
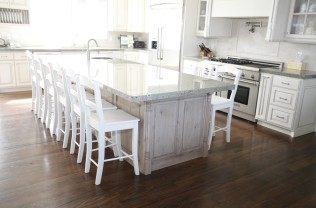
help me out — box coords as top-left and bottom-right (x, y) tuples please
(108, 0), (128, 31)
(114, 64), (127, 91)
(124, 51), (139, 62)
(0, 61), (16, 88)
(15, 60), (31, 86)
(196, 0), (232, 37)
(10, 0), (29, 8)
(126, 64), (143, 94)
(280, 0), (316, 43)
(127, 0), (145, 32)
(183, 59), (198, 75)
(138, 51), (148, 64)
(266, 0), (292, 41)
(255, 74), (272, 121)
(212, 0), (274, 17)
(0, 0), (9, 7)
(196, 0), (208, 36)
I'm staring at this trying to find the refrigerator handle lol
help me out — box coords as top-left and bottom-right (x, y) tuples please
(157, 28), (160, 60)
(160, 27), (164, 60)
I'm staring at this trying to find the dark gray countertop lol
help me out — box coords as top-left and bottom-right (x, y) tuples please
(184, 56), (316, 80)
(261, 68), (316, 79)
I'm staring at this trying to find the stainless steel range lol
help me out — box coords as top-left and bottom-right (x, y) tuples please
(206, 56), (283, 122)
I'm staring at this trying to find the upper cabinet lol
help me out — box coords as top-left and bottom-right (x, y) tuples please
(196, 0), (232, 37)
(211, 0), (274, 18)
(108, 0), (146, 33)
(0, 0), (29, 9)
(266, 0), (316, 43)
(286, 0), (316, 41)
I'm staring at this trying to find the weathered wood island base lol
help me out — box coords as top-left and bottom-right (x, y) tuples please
(105, 93), (212, 175)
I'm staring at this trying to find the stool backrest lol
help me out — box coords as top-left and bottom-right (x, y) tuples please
(77, 75), (105, 127)
(214, 65), (241, 102)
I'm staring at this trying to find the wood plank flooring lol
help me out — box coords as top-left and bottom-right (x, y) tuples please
(1, 91), (316, 208)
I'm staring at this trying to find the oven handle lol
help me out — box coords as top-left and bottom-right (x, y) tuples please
(222, 76), (259, 86)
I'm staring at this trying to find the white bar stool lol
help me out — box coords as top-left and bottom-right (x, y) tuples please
(77, 74), (140, 185)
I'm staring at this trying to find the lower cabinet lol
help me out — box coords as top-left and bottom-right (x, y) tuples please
(183, 59), (199, 76)
(123, 50), (148, 64)
(0, 52), (31, 92)
(255, 73), (316, 137)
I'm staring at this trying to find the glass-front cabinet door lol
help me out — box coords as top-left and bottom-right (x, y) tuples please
(288, 0), (316, 37)
(196, 0), (207, 36)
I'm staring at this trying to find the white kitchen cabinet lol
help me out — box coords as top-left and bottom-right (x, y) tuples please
(127, 0), (145, 32)
(182, 59), (198, 76)
(138, 50), (148, 65)
(0, 0), (28, 9)
(0, 51), (30, 92)
(196, 0), (232, 37)
(15, 60), (30, 86)
(108, 0), (146, 32)
(0, 53), (15, 88)
(124, 51), (139, 62)
(267, 0), (316, 43)
(0, 61), (16, 88)
(286, 0), (316, 42)
(123, 50), (148, 64)
(255, 73), (272, 121)
(211, 0), (274, 18)
(256, 73), (316, 137)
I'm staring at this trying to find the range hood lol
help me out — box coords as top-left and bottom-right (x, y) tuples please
(150, 0), (183, 9)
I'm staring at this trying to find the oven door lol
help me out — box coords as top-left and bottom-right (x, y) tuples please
(220, 76), (259, 117)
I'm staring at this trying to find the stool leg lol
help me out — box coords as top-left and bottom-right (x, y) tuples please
(56, 102), (62, 140)
(77, 115), (86, 163)
(208, 107), (216, 150)
(132, 126), (139, 175)
(63, 106), (71, 148)
(85, 125), (93, 173)
(95, 131), (105, 185)
(226, 107), (233, 143)
(112, 131), (123, 160)
(70, 113), (77, 154)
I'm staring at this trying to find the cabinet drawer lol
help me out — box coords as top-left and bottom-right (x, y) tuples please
(14, 52), (28, 60)
(0, 53), (14, 60)
(270, 87), (298, 110)
(267, 105), (294, 129)
(183, 59), (197, 68)
(273, 75), (300, 90)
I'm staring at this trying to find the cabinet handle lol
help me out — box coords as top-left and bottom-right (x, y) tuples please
(276, 115), (285, 120)
(281, 82), (290, 85)
(279, 97), (288, 101)
(262, 76), (270, 80)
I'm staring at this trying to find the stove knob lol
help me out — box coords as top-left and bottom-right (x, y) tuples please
(241, 72), (245, 77)
(251, 74), (255, 79)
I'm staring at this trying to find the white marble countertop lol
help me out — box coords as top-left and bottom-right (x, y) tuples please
(0, 46), (148, 53)
(40, 54), (234, 103)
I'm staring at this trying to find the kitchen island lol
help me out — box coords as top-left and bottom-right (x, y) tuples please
(41, 55), (234, 175)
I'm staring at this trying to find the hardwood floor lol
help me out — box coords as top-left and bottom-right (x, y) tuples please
(1, 92), (316, 208)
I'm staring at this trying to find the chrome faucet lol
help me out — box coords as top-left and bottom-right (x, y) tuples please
(87, 39), (99, 77)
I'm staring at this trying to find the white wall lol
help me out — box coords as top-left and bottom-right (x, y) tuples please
(205, 18), (316, 71)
